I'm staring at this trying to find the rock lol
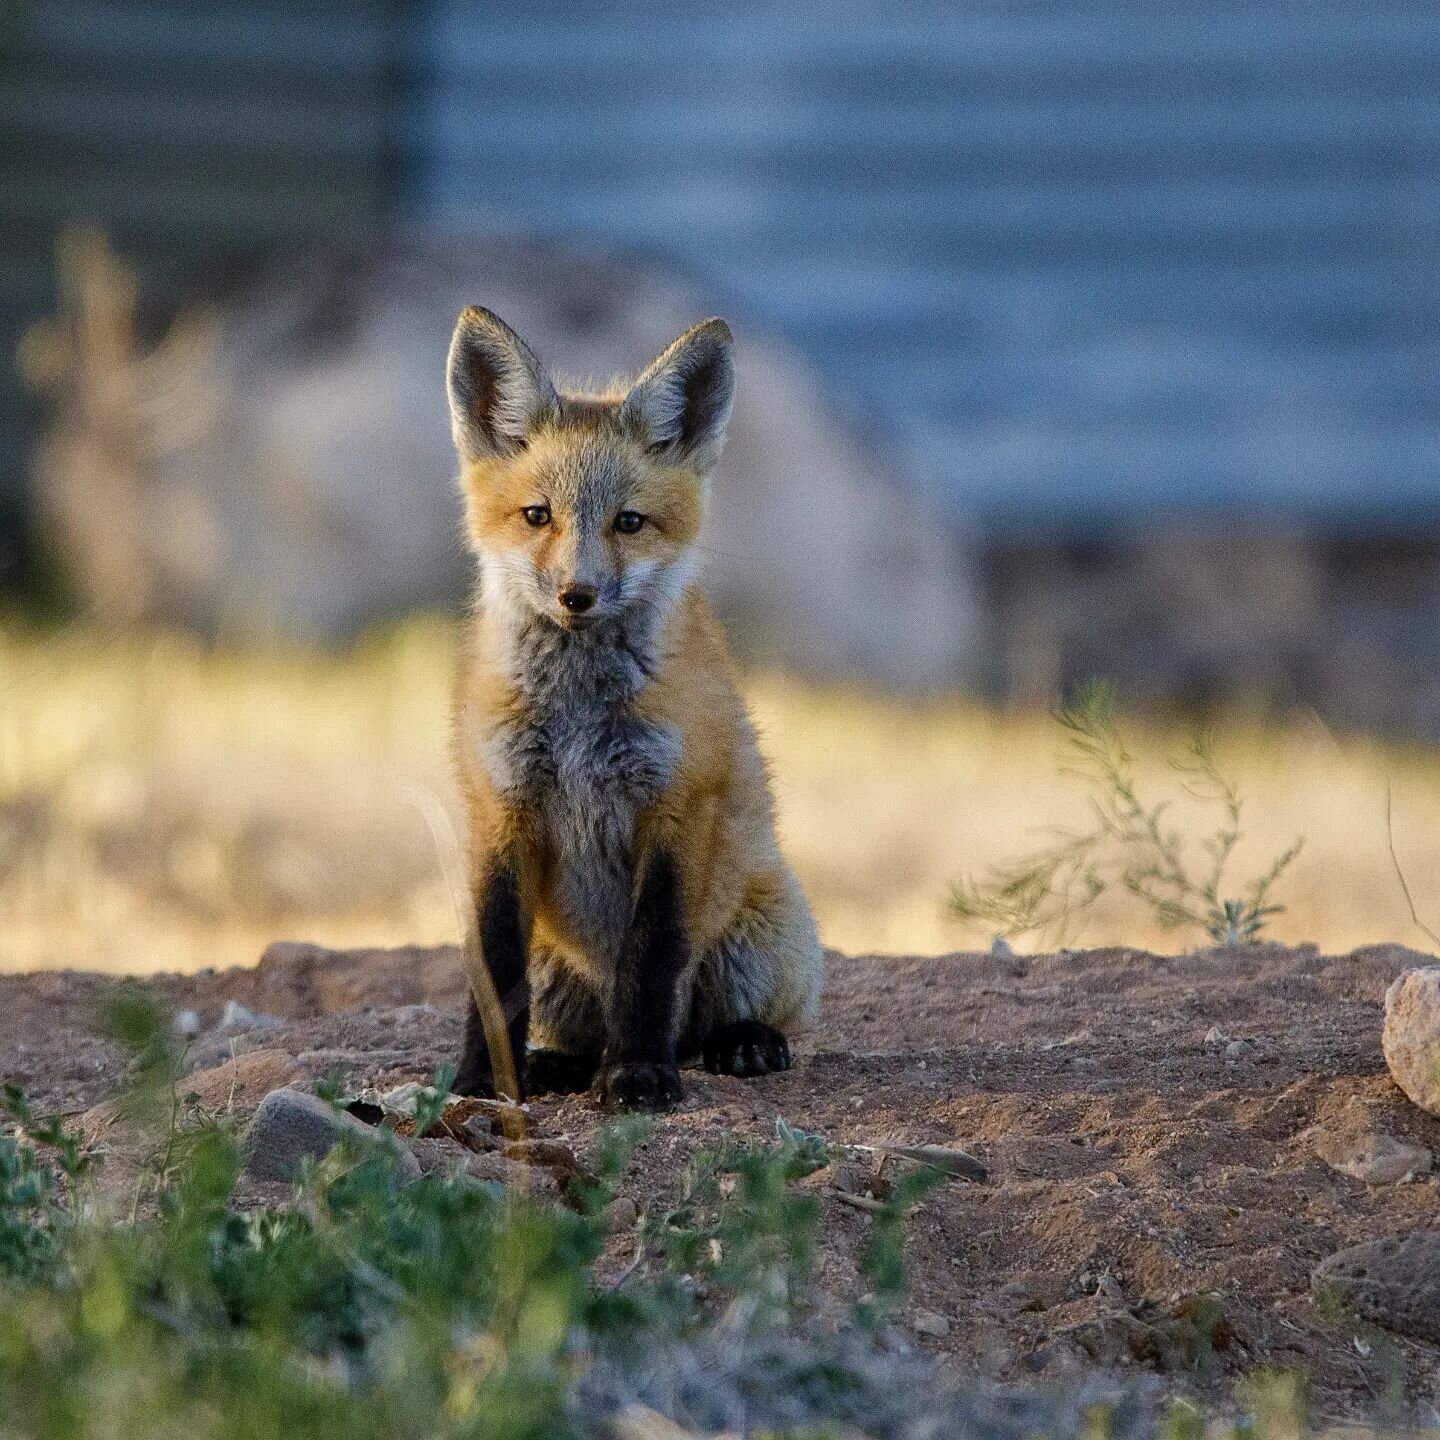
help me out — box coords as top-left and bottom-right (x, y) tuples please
(241, 1088), (420, 1183)
(184, 1050), (303, 1114)
(1314, 1128), (1432, 1184)
(379, 1081), (435, 1118)
(1225, 1039), (1253, 1059)
(911, 1310), (951, 1338)
(38, 234), (980, 686)
(1312, 1233), (1440, 1343)
(220, 1000), (282, 1035)
(1203, 1026), (1228, 1049)
(172, 1009), (202, 1038)
(1383, 967), (1440, 1116)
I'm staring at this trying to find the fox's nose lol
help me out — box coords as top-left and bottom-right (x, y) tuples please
(558, 585), (597, 614)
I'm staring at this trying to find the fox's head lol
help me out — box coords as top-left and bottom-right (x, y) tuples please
(446, 309), (734, 635)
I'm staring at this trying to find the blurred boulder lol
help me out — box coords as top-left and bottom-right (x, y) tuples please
(1383, 967), (1440, 1117)
(28, 230), (979, 689)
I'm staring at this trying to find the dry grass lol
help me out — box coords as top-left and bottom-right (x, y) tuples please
(3, 617), (1440, 975)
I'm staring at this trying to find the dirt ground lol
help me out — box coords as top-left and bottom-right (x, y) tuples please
(3, 938), (1438, 1417)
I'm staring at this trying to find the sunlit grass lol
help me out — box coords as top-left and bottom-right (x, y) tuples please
(3, 617), (1439, 974)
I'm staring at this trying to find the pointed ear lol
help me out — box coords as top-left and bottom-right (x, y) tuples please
(446, 306), (559, 461)
(619, 318), (735, 471)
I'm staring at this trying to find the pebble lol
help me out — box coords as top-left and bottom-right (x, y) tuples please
(911, 1310), (951, 1338)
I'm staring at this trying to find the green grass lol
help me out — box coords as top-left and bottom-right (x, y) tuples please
(0, 1006), (972, 1440)
(0, 1052), (1358, 1440)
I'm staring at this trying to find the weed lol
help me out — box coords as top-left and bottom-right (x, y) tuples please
(950, 680), (1303, 946)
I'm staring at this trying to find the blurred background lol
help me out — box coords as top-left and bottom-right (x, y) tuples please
(3, 1), (1440, 973)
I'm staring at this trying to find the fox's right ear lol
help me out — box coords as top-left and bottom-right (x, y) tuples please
(446, 307), (559, 461)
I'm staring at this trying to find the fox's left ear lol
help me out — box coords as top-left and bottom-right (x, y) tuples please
(619, 318), (734, 471)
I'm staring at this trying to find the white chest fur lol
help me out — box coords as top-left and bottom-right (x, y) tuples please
(480, 622), (681, 961)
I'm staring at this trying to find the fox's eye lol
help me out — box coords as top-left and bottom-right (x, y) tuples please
(522, 505), (551, 528)
(615, 511), (645, 535)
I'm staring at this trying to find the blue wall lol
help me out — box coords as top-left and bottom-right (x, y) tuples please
(415, 2), (1440, 532)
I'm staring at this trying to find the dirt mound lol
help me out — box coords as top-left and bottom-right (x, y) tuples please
(3, 939), (1438, 1415)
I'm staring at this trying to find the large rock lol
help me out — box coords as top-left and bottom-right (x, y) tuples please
(32, 233), (980, 689)
(241, 1087), (420, 1183)
(1382, 967), (1440, 1116)
(1312, 1233), (1440, 1344)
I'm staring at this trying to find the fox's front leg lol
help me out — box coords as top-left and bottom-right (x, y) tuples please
(455, 856), (531, 1100)
(594, 849), (689, 1110)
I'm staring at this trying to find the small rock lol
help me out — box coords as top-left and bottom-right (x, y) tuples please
(379, 1081), (435, 1117)
(459, 1114), (497, 1149)
(172, 1009), (202, 1038)
(1313, 1233), (1440, 1343)
(990, 936), (1015, 958)
(1225, 1039), (1253, 1059)
(241, 1088), (420, 1183)
(911, 1310), (951, 1338)
(185, 1049), (303, 1113)
(220, 1000), (282, 1035)
(1314, 1128), (1432, 1184)
(1203, 1026), (1228, 1049)
(1383, 967), (1440, 1116)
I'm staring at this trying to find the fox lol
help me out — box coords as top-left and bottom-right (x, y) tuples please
(445, 307), (823, 1109)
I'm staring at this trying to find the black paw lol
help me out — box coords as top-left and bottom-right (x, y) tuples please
(703, 1021), (792, 1078)
(594, 1059), (683, 1111)
(452, 1065), (497, 1099)
(526, 1048), (600, 1096)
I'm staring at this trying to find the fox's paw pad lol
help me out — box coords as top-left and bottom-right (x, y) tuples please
(594, 1060), (683, 1111)
(704, 1021), (792, 1078)
(527, 1049), (600, 1096)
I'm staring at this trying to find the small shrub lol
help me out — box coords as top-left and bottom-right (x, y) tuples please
(950, 680), (1303, 946)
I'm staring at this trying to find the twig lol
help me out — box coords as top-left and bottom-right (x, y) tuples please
(828, 1188), (888, 1215)
(605, 1219), (648, 1292)
(1384, 784), (1440, 949)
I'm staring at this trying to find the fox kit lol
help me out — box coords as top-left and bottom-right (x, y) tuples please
(445, 308), (822, 1109)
